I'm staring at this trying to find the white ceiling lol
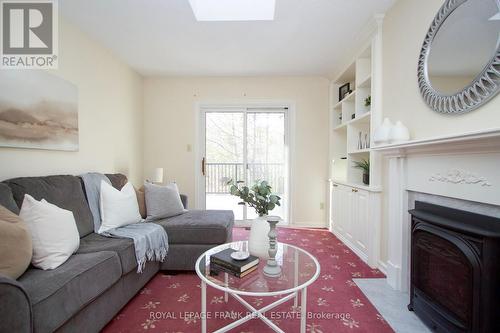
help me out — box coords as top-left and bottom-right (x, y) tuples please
(60, 0), (396, 77)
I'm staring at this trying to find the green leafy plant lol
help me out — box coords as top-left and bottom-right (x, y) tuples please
(353, 158), (370, 175)
(364, 95), (371, 108)
(227, 179), (281, 217)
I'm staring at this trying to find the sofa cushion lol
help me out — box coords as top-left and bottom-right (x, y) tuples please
(0, 183), (19, 214)
(5, 175), (94, 238)
(77, 233), (137, 275)
(105, 173), (128, 190)
(18, 251), (121, 333)
(155, 210), (234, 245)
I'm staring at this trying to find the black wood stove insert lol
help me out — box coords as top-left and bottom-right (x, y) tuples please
(408, 201), (500, 333)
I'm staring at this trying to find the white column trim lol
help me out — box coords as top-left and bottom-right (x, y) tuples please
(386, 156), (409, 291)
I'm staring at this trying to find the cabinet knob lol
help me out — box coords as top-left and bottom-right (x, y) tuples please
(333, 184), (338, 187)
(352, 188), (358, 193)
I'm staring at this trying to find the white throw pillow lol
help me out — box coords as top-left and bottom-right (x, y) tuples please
(19, 195), (80, 270)
(99, 181), (142, 233)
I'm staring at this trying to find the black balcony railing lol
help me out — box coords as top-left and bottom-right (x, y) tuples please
(205, 162), (285, 194)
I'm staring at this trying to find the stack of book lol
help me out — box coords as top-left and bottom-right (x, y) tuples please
(210, 248), (259, 278)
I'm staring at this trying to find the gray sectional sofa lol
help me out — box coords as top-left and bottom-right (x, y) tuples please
(0, 173), (234, 333)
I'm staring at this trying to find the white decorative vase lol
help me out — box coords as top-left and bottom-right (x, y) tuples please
(389, 121), (410, 143)
(373, 118), (393, 145)
(248, 216), (270, 259)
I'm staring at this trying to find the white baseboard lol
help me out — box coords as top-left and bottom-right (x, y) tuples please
(386, 260), (402, 291)
(331, 229), (368, 263)
(290, 221), (328, 228)
(234, 221), (327, 229)
(377, 260), (388, 275)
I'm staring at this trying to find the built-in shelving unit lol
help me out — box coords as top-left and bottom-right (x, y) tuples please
(329, 45), (377, 189)
(327, 15), (384, 270)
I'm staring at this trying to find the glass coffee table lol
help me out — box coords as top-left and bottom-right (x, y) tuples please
(195, 241), (320, 333)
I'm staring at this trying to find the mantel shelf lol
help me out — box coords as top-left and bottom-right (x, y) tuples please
(372, 128), (500, 155)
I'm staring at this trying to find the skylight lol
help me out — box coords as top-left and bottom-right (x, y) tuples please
(188, 0), (276, 21)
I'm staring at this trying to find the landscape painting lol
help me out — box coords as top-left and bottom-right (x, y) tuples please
(0, 71), (78, 151)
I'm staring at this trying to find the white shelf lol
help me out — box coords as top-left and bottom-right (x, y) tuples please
(357, 75), (372, 89)
(329, 179), (382, 193)
(348, 148), (371, 154)
(342, 90), (356, 103)
(349, 111), (371, 126)
(372, 128), (500, 153)
(333, 123), (348, 131)
(332, 100), (342, 110)
(332, 90), (356, 109)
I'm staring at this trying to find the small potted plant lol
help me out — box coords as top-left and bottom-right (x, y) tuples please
(365, 95), (371, 109)
(353, 159), (370, 185)
(227, 179), (281, 217)
(227, 179), (281, 257)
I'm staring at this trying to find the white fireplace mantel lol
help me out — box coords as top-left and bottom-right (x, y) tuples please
(372, 127), (500, 155)
(372, 128), (500, 291)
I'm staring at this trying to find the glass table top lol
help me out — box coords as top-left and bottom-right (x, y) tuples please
(195, 241), (320, 296)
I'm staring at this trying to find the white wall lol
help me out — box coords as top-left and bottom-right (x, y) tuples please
(379, 0), (500, 263)
(0, 19), (144, 185)
(382, 0), (500, 140)
(143, 76), (329, 226)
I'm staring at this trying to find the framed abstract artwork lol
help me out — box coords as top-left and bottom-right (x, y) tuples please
(0, 71), (78, 151)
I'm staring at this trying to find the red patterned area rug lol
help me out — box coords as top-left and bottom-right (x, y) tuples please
(103, 227), (393, 333)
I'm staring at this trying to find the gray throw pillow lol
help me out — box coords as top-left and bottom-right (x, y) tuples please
(144, 182), (185, 221)
(0, 183), (19, 214)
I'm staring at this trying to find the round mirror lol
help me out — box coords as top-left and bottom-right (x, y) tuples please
(418, 0), (500, 114)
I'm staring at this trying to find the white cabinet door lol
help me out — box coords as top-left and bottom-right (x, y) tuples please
(331, 184), (343, 233)
(344, 187), (355, 243)
(353, 189), (368, 254)
(330, 182), (380, 268)
(330, 183), (372, 263)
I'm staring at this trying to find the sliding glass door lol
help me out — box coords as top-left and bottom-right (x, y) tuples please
(202, 107), (288, 222)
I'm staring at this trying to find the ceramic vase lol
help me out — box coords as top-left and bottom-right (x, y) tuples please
(248, 215), (270, 259)
(389, 121), (410, 143)
(373, 118), (393, 145)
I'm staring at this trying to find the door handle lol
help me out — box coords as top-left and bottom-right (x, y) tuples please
(202, 157), (206, 176)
